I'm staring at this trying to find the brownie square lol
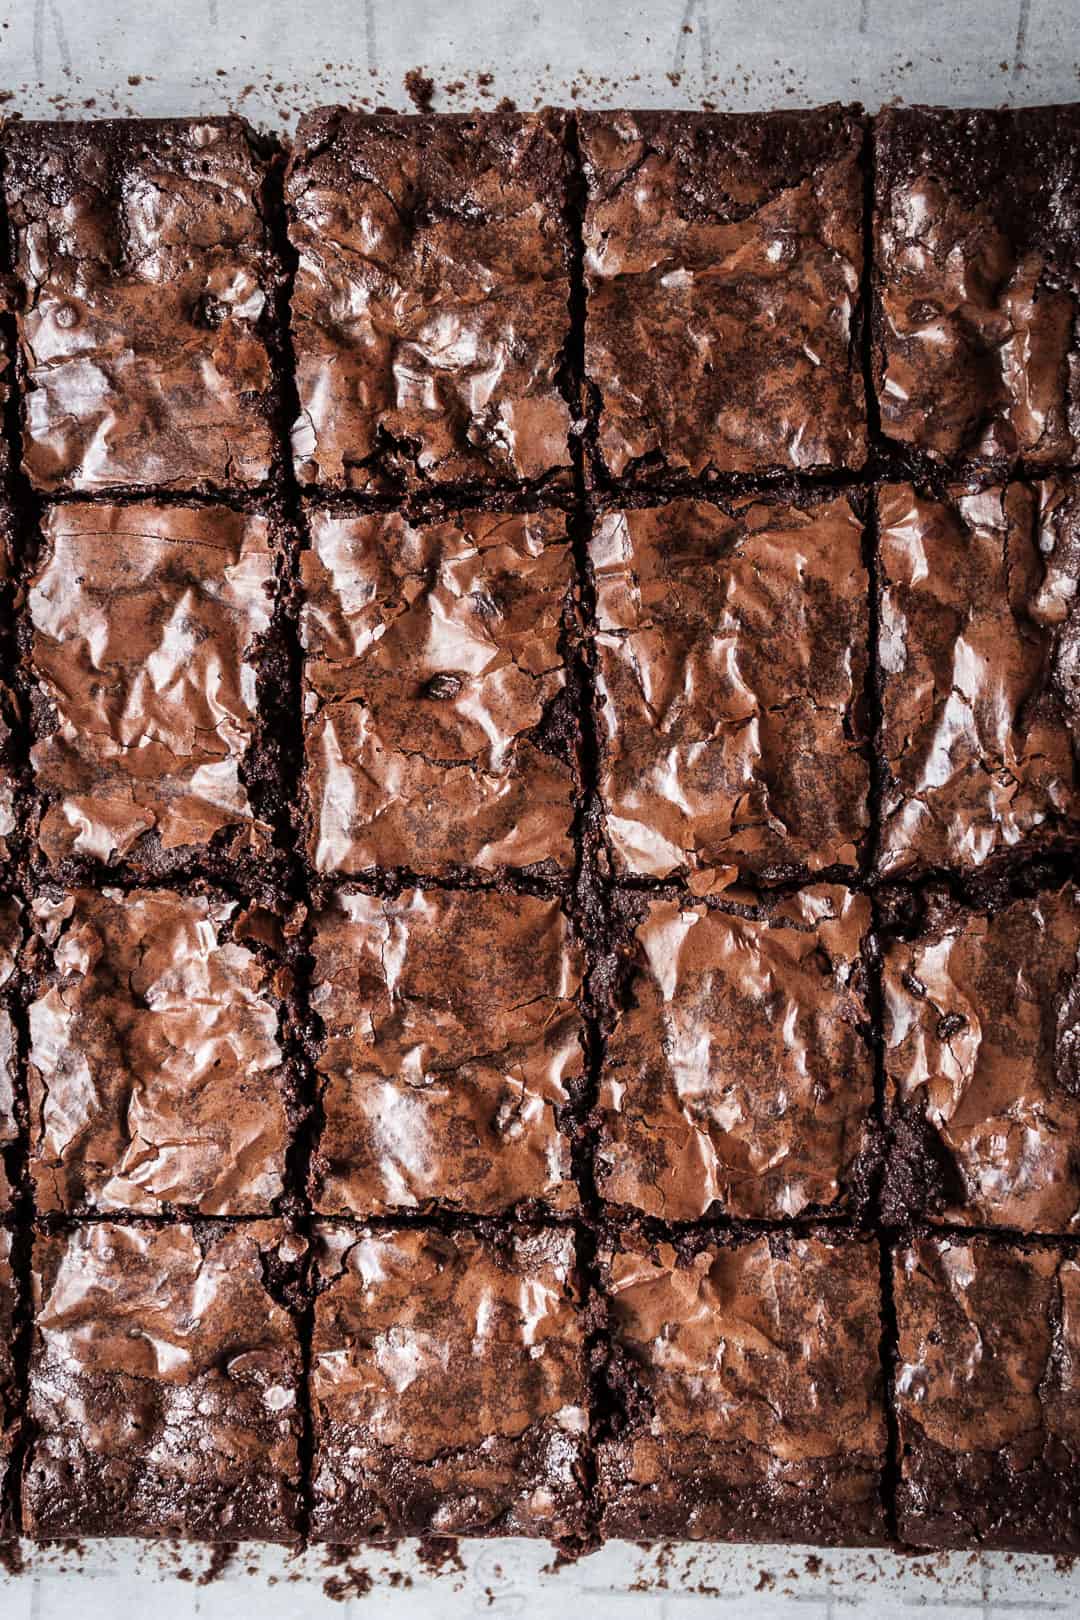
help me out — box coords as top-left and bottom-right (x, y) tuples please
(597, 1230), (885, 1543)
(25, 1220), (302, 1540)
(0, 1226), (17, 1534)
(3, 117), (280, 494)
(0, 898), (21, 1213)
(883, 885), (1080, 1233)
(286, 109), (574, 492)
(579, 108), (866, 483)
(894, 1235), (1080, 1550)
(874, 106), (1080, 468)
(27, 501), (283, 876)
(302, 507), (577, 876)
(591, 495), (869, 881)
(311, 889), (583, 1215)
(597, 886), (873, 1220)
(27, 887), (291, 1215)
(310, 1223), (587, 1541)
(877, 480), (1080, 877)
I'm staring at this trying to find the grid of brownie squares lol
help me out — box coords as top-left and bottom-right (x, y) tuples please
(0, 101), (1076, 1558)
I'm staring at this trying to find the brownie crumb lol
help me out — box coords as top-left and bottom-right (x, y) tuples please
(403, 68), (434, 110)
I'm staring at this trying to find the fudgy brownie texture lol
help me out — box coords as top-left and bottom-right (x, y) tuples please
(310, 888), (583, 1215)
(26, 501), (288, 880)
(579, 107), (866, 483)
(596, 1229), (886, 1543)
(876, 480), (1080, 877)
(591, 494), (869, 882)
(286, 109), (574, 492)
(24, 1221), (303, 1541)
(596, 885), (874, 1220)
(2, 118), (282, 494)
(0, 897), (21, 1213)
(874, 106), (1080, 468)
(27, 888), (292, 1215)
(893, 1235), (1080, 1551)
(0, 1227), (16, 1534)
(309, 1223), (587, 1541)
(883, 886), (1080, 1233)
(301, 507), (578, 876)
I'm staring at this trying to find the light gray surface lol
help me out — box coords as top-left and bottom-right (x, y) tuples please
(4, 1537), (1080, 1619)
(0, 0), (1078, 126)
(1, 0), (1079, 1614)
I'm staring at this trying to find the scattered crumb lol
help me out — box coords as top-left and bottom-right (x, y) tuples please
(805, 1554), (823, 1574)
(198, 1544), (236, 1586)
(477, 72), (494, 87)
(127, 75), (142, 86)
(755, 1568), (775, 1591)
(323, 1565), (374, 1602)
(0, 1541), (24, 1576)
(417, 1535), (465, 1574)
(495, 96), (518, 113)
(403, 68), (434, 111)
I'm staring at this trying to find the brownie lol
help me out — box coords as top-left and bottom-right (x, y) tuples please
(877, 480), (1080, 878)
(597, 886), (873, 1220)
(0, 672), (20, 869)
(579, 108), (866, 483)
(301, 507), (577, 876)
(27, 501), (285, 877)
(310, 1223), (587, 1541)
(0, 1226), (17, 1534)
(597, 1229), (885, 1543)
(310, 888), (583, 1215)
(894, 1235), (1080, 1550)
(0, 897), (21, 1213)
(591, 494), (869, 882)
(286, 109), (574, 492)
(2, 117), (281, 494)
(883, 885), (1080, 1233)
(24, 1220), (303, 1540)
(27, 887), (292, 1215)
(874, 106), (1080, 468)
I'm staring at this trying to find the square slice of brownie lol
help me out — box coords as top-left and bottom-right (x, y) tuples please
(24, 1221), (303, 1540)
(874, 106), (1080, 468)
(0, 898), (21, 1213)
(877, 480), (1080, 877)
(27, 888), (292, 1215)
(591, 494), (869, 882)
(0, 1226), (17, 1534)
(286, 109), (574, 492)
(597, 1229), (885, 1543)
(310, 1223), (587, 1541)
(301, 507), (577, 876)
(27, 501), (284, 878)
(894, 1235), (1080, 1550)
(596, 886), (873, 1220)
(883, 885), (1080, 1233)
(310, 888), (583, 1215)
(579, 107), (866, 482)
(3, 118), (281, 494)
